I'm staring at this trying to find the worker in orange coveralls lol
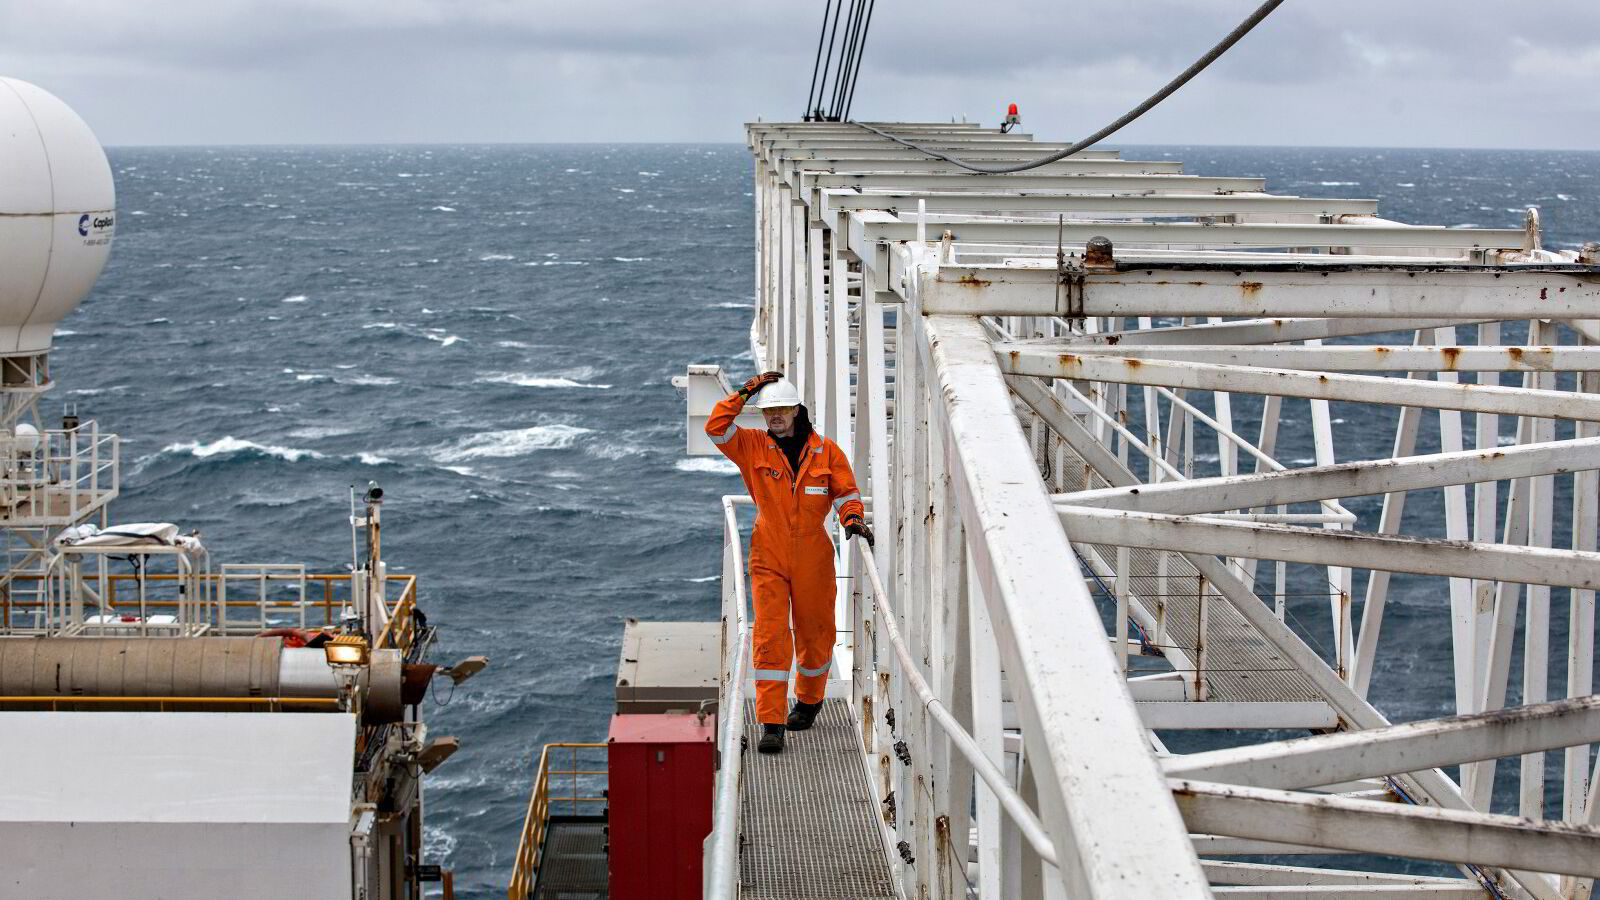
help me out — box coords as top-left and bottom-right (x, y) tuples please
(706, 370), (872, 754)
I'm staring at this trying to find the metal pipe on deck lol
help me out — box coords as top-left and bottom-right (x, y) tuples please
(0, 637), (405, 722)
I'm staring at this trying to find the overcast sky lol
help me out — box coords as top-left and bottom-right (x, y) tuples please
(3, 0), (1598, 148)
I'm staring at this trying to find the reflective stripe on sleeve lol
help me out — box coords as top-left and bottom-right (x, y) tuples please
(709, 426), (737, 445)
(752, 668), (789, 681)
(797, 663), (830, 678)
(831, 491), (860, 512)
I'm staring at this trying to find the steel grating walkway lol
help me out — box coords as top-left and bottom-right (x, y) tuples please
(738, 698), (896, 900)
(532, 817), (608, 900)
(1026, 414), (1325, 704)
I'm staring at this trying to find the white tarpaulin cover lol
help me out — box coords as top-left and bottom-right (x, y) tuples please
(0, 712), (355, 899)
(54, 522), (205, 554)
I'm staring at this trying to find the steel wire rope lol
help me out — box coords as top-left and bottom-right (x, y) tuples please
(831, 0), (868, 118)
(809, 0), (848, 120)
(840, 0), (876, 121)
(852, 0), (1288, 172)
(804, 0), (836, 120)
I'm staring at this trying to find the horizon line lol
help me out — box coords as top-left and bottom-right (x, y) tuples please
(100, 139), (1600, 154)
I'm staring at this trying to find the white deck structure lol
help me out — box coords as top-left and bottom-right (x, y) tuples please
(697, 121), (1600, 900)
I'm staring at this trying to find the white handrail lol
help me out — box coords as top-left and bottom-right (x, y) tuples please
(857, 540), (1062, 869)
(705, 495), (753, 898)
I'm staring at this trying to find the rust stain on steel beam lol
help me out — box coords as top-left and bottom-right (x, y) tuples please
(948, 272), (991, 288)
(1441, 347), (1462, 370)
(1240, 281), (1264, 296)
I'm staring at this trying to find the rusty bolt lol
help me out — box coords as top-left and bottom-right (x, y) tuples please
(1084, 235), (1115, 269)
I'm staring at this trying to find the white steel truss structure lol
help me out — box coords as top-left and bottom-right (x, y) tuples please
(711, 121), (1600, 900)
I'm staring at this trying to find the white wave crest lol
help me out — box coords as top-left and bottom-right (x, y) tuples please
(437, 425), (591, 462)
(479, 253), (515, 261)
(164, 437), (325, 462)
(341, 374), (399, 386)
(431, 205), (456, 212)
(281, 295), (308, 303)
(675, 457), (739, 475)
(423, 825), (457, 860)
(474, 372), (611, 390)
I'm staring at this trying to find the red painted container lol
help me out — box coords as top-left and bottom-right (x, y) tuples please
(606, 712), (716, 900)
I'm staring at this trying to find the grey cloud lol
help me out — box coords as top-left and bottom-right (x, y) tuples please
(1, 0), (1596, 146)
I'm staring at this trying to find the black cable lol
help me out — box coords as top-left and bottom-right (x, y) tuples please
(804, 0), (835, 120)
(831, 0), (867, 119)
(840, 0), (875, 121)
(827, 0), (859, 118)
(814, 0), (848, 119)
(854, 0), (1288, 173)
(838, 0), (864, 119)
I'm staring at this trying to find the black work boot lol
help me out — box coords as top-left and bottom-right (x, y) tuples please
(787, 700), (823, 731)
(757, 724), (786, 754)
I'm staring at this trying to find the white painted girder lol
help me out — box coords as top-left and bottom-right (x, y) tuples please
(1001, 353), (1600, 422)
(1164, 696), (1600, 790)
(1056, 436), (1600, 517)
(1058, 507), (1600, 590)
(1201, 860), (1480, 889)
(1028, 344), (1600, 371)
(854, 214), (1523, 252)
(804, 172), (1269, 195)
(1210, 887), (1486, 898)
(823, 190), (1378, 217)
(1068, 317), (1486, 347)
(1173, 779), (1600, 879)
(921, 265), (1598, 317)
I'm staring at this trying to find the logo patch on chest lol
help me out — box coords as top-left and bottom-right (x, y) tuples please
(804, 486), (828, 495)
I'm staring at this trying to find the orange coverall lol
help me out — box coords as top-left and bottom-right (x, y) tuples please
(706, 391), (865, 725)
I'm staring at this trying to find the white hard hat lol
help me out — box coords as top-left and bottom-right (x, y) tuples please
(751, 378), (802, 409)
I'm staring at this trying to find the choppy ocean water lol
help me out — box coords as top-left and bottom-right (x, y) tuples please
(57, 143), (1599, 894)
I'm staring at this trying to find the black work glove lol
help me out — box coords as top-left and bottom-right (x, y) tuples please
(739, 371), (782, 399)
(844, 520), (874, 547)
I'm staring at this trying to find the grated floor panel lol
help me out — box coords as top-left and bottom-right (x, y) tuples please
(533, 818), (608, 900)
(738, 698), (896, 900)
(1039, 418), (1325, 704)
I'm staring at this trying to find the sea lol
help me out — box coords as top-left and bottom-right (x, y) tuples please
(56, 142), (1600, 895)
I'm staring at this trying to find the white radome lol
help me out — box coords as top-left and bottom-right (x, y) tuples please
(0, 77), (115, 355)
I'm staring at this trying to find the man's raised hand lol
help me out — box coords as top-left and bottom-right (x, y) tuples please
(740, 370), (783, 398)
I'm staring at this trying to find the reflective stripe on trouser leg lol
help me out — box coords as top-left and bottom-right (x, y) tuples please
(750, 565), (794, 724)
(790, 546), (837, 706)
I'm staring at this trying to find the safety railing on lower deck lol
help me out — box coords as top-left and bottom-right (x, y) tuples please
(0, 572), (420, 650)
(704, 494), (753, 899)
(508, 742), (609, 900)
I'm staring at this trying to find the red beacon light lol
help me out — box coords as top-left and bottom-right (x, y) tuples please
(1002, 102), (1021, 132)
